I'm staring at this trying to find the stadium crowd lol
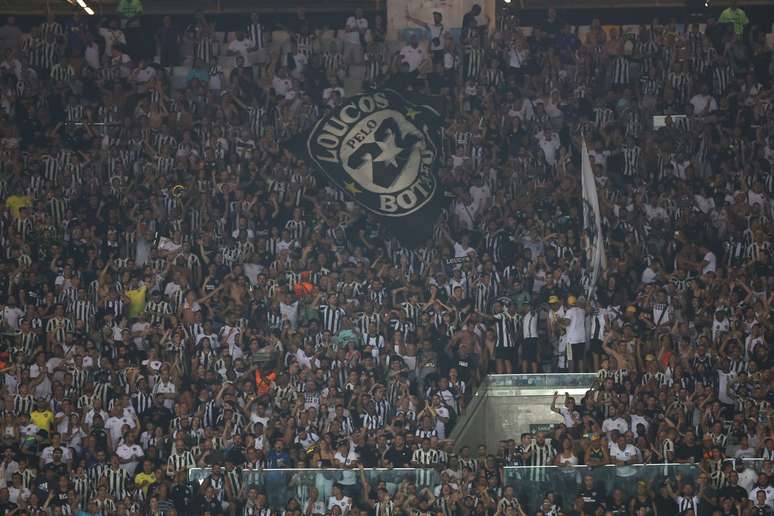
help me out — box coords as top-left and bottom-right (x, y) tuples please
(0, 0), (774, 514)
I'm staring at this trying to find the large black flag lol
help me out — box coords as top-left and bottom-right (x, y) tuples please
(287, 89), (444, 247)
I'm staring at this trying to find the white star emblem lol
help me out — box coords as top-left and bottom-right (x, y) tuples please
(372, 131), (402, 168)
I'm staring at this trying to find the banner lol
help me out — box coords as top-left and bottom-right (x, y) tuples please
(581, 137), (606, 300)
(288, 89), (445, 247)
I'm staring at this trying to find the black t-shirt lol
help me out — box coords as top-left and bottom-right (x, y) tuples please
(654, 493), (677, 516)
(200, 495), (223, 515)
(675, 442), (703, 463)
(170, 482), (195, 512)
(34, 477), (53, 501)
(606, 499), (628, 516)
(0, 501), (18, 516)
(145, 405), (173, 430)
(356, 443), (379, 468)
(542, 18), (562, 35)
(90, 427), (109, 452)
(46, 462), (68, 477)
(719, 484), (748, 503)
(454, 354), (477, 383)
(578, 486), (603, 513)
(383, 445), (412, 467)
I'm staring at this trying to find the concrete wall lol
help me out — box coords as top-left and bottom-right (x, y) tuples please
(451, 378), (594, 452)
(386, 0), (496, 41)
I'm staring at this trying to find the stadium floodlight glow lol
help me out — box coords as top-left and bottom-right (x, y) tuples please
(70, 0), (96, 15)
(504, 0), (512, 3)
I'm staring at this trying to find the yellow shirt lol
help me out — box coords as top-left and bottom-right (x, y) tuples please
(719, 7), (749, 35)
(125, 284), (147, 317)
(5, 195), (32, 218)
(30, 409), (54, 432)
(134, 472), (156, 493)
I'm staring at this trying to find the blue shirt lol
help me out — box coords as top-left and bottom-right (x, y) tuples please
(186, 68), (208, 84)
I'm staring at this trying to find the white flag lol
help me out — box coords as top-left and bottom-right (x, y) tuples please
(581, 137), (606, 300)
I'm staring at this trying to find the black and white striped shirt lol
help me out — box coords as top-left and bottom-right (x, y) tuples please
(319, 305), (345, 334)
(610, 56), (630, 85)
(677, 496), (698, 514)
(526, 441), (554, 480)
(246, 22), (264, 49)
(13, 394), (33, 415)
(493, 312), (516, 348)
(105, 467), (130, 500)
(464, 47), (485, 79)
(167, 450), (196, 473)
(712, 65), (734, 97)
(623, 145), (641, 177)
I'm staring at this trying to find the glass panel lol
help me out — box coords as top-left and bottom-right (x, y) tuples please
(486, 373), (598, 389)
(190, 465), (703, 513)
(503, 464), (701, 512)
(189, 468), (443, 509)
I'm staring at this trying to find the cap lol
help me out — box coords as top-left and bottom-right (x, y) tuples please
(548, 295), (560, 304)
(626, 305), (637, 314)
(567, 295), (577, 306)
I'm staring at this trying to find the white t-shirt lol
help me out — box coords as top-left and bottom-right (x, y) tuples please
(116, 443), (144, 474)
(435, 406), (449, 438)
(1, 306), (23, 329)
(453, 199), (480, 231)
(328, 495), (352, 512)
(609, 443), (638, 463)
(738, 468), (758, 492)
(83, 408), (109, 428)
(689, 94), (717, 114)
(702, 252), (717, 274)
(400, 45), (425, 72)
(345, 16), (367, 44)
(559, 407), (576, 428)
(272, 76), (293, 97)
(641, 266), (657, 284)
(105, 416), (135, 443)
(40, 446), (72, 465)
(134, 65), (156, 83)
(717, 370), (736, 405)
(536, 132), (561, 165)
(453, 242), (475, 259)
(8, 486), (30, 505)
(469, 184), (491, 208)
(748, 190), (766, 209)
(98, 27), (126, 56)
(334, 450), (359, 485)
(749, 486), (774, 508)
(630, 414), (649, 434)
(602, 417), (628, 436)
(153, 380), (176, 410)
(228, 37), (254, 58)
(280, 301), (299, 328)
(565, 307), (586, 344)
(84, 43), (100, 69)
